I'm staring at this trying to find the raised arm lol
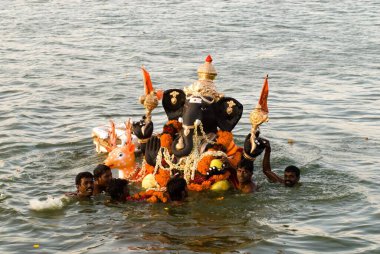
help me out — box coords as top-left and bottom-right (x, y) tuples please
(262, 139), (284, 184)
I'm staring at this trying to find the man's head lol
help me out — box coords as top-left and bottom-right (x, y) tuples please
(108, 178), (129, 201)
(75, 172), (94, 197)
(167, 177), (188, 202)
(237, 158), (254, 184)
(284, 165), (300, 187)
(93, 164), (112, 187)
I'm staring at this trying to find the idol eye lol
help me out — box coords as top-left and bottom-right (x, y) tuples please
(118, 153), (123, 157)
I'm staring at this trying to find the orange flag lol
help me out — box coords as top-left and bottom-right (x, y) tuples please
(258, 75), (269, 113)
(141, 67), (153, 95)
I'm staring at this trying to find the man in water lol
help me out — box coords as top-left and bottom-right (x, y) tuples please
(65, 172), (94, 198)
(236, 158), (257, 193)
(93, 164), (113, 195)
(166, 176), (188, 203)
(108, 178), (130, 202)
(262, 139), (300, 187)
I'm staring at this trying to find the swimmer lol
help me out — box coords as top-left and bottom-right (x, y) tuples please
(107, 178), (130, 202)
(66, 172), (94, 198)
(93, 164), (113, 195)
(262, 139), (300, 187)
(236, 158), (257, 193)
(166, 177), (188, 203)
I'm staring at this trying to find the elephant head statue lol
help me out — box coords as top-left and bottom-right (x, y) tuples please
(162, 89), (243, 158)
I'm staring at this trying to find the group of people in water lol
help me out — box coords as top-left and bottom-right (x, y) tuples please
(69, 138), (301, 204)
(72, 56), (302, 204)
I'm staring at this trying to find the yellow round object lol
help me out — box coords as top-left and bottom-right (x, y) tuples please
(210, 180), (230, 191)
(142, 174), (157, 189)
(210, 159), (223, 170)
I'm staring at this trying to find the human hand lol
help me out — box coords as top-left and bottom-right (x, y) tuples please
(132, 116), (154, 139)
(261, 138), (271, 151)
(145, 135), (161, 166)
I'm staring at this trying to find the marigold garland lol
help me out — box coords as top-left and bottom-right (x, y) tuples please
(160, 133), (173, 153)
(216, 130), (233, 149)
(197, 155), (214, 175)
(132, 190), (168, 203)
(210, 170), (230, 182)
(144, 163), (155, 174)
(154, 168), (171, 187)
(188, 180), (213, 192)
(162, 120), (182, 135)
(229, 149), (242, 168)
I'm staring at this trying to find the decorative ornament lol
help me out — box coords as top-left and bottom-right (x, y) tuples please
(140, 66), (163, 123)
(170, 90), (179, 104)
(249, 75), (269, 153)
(226, 100), (236, 115)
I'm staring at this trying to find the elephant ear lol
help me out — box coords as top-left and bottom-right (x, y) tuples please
(214, 97), (243, 131)
(162, 89), (186, 120)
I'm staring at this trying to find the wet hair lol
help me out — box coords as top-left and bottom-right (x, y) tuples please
(75, 172), (93, 186)
(285, 165), (300, 178)
(93, 164), (111, 180)
(108, 178), (129, 200)
(167, 177), (187, 201)
(237, 158), (254, 173)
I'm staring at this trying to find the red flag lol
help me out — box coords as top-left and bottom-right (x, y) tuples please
(141, 67), (153, 95)
(258, 75), (269, 113)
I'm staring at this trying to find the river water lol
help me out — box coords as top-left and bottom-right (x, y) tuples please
(1, 0), (379, 253)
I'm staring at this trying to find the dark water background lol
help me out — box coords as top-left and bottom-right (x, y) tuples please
(1, 0), (379, 253)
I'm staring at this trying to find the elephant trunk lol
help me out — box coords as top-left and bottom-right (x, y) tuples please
(171, 129), (194, 158)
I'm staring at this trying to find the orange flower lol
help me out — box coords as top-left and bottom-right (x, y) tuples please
(163, 120), (182, 135)
(167, 120), (182, 132)
(160, 133), (173, 153)
(147, 195), (158, 203)
(210, 170), (230, 182)
(188, 180), (213, 192)
(228, 150), (242, 168)
(216, 130), (233, 149)
(155, 168), (171, 187)
(197, 155), (214, 175)
(144, 163), (155, 174)
(135, 190), (168, 203)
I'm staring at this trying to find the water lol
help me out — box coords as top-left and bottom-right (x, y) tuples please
(1, 0), (379, 253)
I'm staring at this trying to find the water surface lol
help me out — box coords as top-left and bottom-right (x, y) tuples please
(1, 0), (379, 253)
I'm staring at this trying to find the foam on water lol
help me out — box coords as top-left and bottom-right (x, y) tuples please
(29, 195), (70, 211)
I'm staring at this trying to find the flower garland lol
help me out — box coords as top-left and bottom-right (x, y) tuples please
(132, 190), (168, 203)
(197, 155), (214, 175)
(162, 120), (182, 135)
(188, 170), (231, 192)
(216, 130), (233, 148)
(154, 168), (171, 188)
(160, 133), (173, 153)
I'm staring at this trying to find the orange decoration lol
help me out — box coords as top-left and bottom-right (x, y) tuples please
(142, 67), (153, 95)
(258, 75), (269, 114)
(144, 163), (155, 174)
(155, 169), (171, 188)
(197, 155), (214, 175)
(160, 133), (173, 153)
(210, 171), (230, 182)
(132, 190), (168, 203)
(216, 130), (233, 148)
(228, 149), (242, 168)
(188, 181), (213, 192)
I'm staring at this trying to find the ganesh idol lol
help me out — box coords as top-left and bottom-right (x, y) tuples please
(98, 55), (270, 200)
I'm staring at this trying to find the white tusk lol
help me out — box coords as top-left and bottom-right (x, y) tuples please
(178, 117), (183, 123)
